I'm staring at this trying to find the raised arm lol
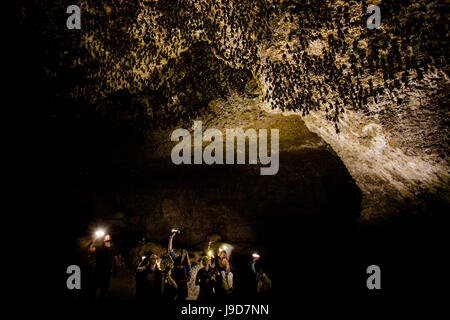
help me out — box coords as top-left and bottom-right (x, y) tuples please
(168, 232), (175, 252)
(164, 272), (177, 290)
(88, 240), (96, 253)
(168, 232), (178, 262)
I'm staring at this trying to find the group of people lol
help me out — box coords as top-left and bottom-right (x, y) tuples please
(195, 240), (235, 301)
(89, 231), (271, 302)
(134, 232), (192, 302)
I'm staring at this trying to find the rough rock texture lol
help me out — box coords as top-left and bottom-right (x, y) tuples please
(258, 1), (450, 220)
(301, 90), (449, 220)
(21, 0), (449, 223)
(84, 89), (361, 246)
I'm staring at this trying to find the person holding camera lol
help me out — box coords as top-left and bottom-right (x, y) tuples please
(168, 230), (191, 301)
(88, 234), (117, 300)
(218, 257), (234, 299)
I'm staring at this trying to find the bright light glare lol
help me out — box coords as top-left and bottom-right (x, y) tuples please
(207, 250), (213, 257)
(95, 229), (105, 238)
(218, 243), (234, 257)
(252, 253), (260, 259)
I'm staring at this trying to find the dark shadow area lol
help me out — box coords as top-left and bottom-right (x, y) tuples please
(17, 114), (448, 316)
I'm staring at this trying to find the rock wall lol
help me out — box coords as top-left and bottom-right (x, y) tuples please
(86, 90), (361, 246)
(25, 0), (449, 223)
